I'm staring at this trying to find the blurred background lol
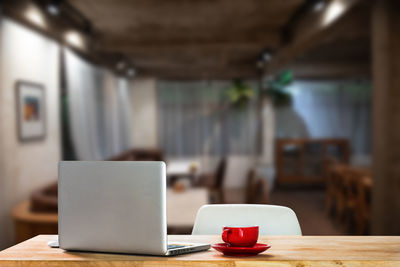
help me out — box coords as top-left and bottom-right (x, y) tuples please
(0, 0), (399, 250)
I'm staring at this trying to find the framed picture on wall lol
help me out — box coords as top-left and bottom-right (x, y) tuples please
(16, 81), (46, 142)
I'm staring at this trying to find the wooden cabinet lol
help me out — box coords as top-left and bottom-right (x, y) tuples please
(275, 138), (350, 186)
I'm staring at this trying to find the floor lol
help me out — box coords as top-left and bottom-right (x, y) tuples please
(269, 189), (345, 235)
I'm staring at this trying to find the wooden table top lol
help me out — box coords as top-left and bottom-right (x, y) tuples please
(166, 160), (199, 177)
(1, 235), (400, 266)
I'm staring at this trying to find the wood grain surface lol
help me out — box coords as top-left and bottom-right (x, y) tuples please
(1, 235), (400, 266)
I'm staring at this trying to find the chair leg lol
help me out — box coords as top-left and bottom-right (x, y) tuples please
(335, 195), (345, 223)
(210, 188), (225, 204)
(325, 194), (334, 216)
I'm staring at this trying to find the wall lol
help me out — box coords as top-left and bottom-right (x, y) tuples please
(257, 97), (276, 190)
(130, 77), (158, 148)
(0, 19), (61, 249)
(260, 97), (275, 166)
(116, 78), (133, 151)
(371, 0), (400, 234)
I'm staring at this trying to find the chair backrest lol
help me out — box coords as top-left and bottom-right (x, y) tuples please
(214, 157), (227, 188)
(192, 204), (302, 235)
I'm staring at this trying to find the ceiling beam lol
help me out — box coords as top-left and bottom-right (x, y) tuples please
(95, 34), (282, 53)
(289, 61), (370, 79)
(96, 42), (269, 57)
(264, 0), (364, 76)
(139, 66), (259, 80)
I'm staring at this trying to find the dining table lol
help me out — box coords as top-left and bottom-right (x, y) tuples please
(166, 159), (200, 186)
(166, 188), (209, 233)
(1, 234), (399, 266)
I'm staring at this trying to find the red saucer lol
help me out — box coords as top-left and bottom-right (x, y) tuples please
(212, 243), (271, 256)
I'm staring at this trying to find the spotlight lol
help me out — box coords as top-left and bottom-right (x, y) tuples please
(116, 61), (126, 71)
(127, 68), (136, 77)
(47, 1), (60, 16)
(65, 31), (84, 49)
(313, 0), (325, 12)
(323, 1), (345, 26)
(262, 52), (272, 62)
(25, 6), (46, 27)
(256, 60), (265, 69)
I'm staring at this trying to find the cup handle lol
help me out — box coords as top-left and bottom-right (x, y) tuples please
(222, 229), (231, 243)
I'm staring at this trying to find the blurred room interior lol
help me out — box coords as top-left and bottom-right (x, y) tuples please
(0, 0), (399, 250)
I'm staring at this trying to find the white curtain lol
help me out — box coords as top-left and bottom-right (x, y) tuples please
(64, 49), (133, 160)
(157, 80), (259, 157)
(116, 78), (133, 151)
(275, 79), (371, 155)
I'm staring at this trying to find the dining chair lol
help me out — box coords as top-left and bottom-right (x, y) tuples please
(343, 167), (371, 234)
(325, 163), (347, 216)
(354, 175), (372, 235)
(245, 169), (269, 204)
(195, 157), (227, 203)
(192, 204), (302, 235)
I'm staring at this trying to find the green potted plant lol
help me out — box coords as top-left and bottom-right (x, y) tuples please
(226, 79), (255, 109)
(263, 70), (293, 106)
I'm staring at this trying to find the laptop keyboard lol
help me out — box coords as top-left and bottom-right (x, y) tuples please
(168, 244), (186, 249)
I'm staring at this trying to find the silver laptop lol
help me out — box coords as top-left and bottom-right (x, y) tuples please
(56, 161), (210, 256)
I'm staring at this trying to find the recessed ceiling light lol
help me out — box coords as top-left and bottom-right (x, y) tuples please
(25, 6), (46, 27)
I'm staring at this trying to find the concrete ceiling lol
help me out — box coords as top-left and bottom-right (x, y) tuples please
(290, 2), (371, 79)
(67, 0), (306, 79)
(2, 0), (370, 79)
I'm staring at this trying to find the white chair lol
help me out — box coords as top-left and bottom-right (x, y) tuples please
(192, 204), (302, 235)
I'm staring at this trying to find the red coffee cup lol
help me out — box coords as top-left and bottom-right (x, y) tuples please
(221, 226), (259, 247)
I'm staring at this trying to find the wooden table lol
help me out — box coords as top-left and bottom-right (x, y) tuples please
(166, 188), (208, 228)
(167, 160), (198, 176)
(1, 235), (400, 266)
(166, 160), (199, 186)
(12, 201), (58, 243)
